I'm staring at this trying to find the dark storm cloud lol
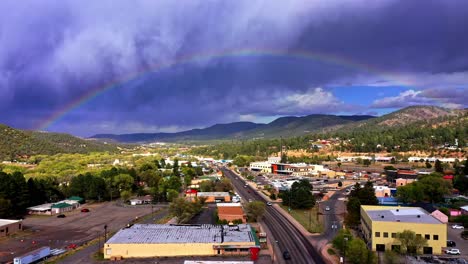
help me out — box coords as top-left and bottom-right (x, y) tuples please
(0, 0), (467, 135)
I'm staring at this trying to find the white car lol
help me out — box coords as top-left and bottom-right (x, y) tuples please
(445, 248), (460, 255)
(325, 206), (331, 211)
(266, 202), (273, 206)
(452, 224), (464, 229)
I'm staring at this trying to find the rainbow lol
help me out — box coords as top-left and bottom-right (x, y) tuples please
(37, 48), (411, 131)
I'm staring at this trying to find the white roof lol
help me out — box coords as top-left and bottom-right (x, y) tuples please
(27, 203), (53, 211)
(0, 219), (21, 227)
(217, 203), (241, 207)
(197, 192), (230, 197)
(461, 205), (468, 211)
(106, 224), (254, 244)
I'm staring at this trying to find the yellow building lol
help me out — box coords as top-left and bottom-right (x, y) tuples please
(361, 205), (447, 255)
(104, 224), (259, 260)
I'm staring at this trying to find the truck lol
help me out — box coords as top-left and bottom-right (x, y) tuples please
(13, 246), (51, 264)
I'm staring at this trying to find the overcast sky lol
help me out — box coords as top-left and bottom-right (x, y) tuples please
(1, 0), (467, 136)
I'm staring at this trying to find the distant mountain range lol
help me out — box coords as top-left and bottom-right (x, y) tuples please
(0, 105), (465, 159)
(91, 114), (375, 143)
(90, 105), (466, 143)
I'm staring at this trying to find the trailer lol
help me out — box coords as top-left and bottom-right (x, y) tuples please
(13, 246), (50, 264)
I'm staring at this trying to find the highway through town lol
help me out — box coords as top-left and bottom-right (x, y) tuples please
(222, 168), (326, 264)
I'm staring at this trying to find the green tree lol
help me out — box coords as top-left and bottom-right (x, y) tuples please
(166, 189), (179, 202)
(332, 228), (352, 255)
(199, 180), (214, 192)
(424, 161), (431, 169)
(363, 159), (371, 167)
(245, 201), (266, 222)
(347, 238), (376, 264)
(394, 230), (428, 255)
(434, 159), (443, 173)
(172, 159), (180, 176)
(120, 190), (131, 202)
(169, 197), (202, 224)
(114, 173), (135, 192)
(281, 153), (288, 163)
(383, 250), (399, 264)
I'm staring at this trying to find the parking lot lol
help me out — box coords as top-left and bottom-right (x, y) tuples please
(0, 202), (155, 263)
(447, 225), (468, 257)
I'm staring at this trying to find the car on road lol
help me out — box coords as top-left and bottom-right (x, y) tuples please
(325, 206), (330, 211)
(452, 224), (464, 229)
(66, 243), (77, 249)
(445, 248), (460, 255)
(267, 202), (273, 206)
(81, 208), (90, 213)
(244, 184), (248, 188)
(56, 214), (66, 218)
(283, 250), (291, 260)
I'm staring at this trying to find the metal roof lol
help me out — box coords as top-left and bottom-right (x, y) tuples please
(197, 192), (230, 197)
(0, 219), (21, 227)
(366, 207), (442, 224)
(106, 224), (254, 244)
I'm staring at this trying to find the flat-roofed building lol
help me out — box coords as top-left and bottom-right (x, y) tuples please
(361, 205), (447, 255)
(217, 203), (247, 223)
(104, 224), (259, 259)
(0, 219), (22, 237)
(197, 192), (231, 203)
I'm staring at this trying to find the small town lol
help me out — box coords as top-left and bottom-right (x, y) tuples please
(1, 1), (468, 264)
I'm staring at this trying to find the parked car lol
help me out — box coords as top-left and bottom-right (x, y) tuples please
(447, 240), (456, 247)
(81, 208), (90, 213)
(283, 250), (291, 260)
(266, 202), (273, 206)
(452, 224), (464, 229)
(325, 206), (331, 211)
(56, 214), (66, 218)
(445, 248), (460, 255)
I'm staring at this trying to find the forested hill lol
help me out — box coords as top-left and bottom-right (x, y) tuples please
(91, 114), (375, 143)
(350, 105), (465, 129)
(0, 124), (118, 161)
(190, 107), (468, 158)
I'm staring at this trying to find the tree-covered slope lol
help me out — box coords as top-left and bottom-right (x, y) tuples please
(0, 124), (117, 160)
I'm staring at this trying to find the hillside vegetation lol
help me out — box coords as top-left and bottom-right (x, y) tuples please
(0, 124), (118, 160)
(191, 106), (468, 158)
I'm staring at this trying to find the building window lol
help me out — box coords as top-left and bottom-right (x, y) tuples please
(433, 235), (439, 240)
(239, 248), (249, 252)
(391, 233), (396, 238)
(225, 248), (237, 252)
(375, 232), (380, 237)
(106, 248), (112, 255)
(425, 234), (430, 240)
(383, 232), (388, 238)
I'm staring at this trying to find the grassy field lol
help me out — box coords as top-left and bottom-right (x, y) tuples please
(279, 205), (323, 233)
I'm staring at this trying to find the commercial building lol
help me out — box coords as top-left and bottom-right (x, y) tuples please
(217, 203), (247, 223)
(361, 205), (447, 254)
(196, 192), (231, 203)
(27, 196), (82, 215)
(104, 224), (260, 260)
(0, 219), (22, 237)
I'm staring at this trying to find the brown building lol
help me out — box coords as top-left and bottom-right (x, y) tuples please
(0, 219), (23, 237)
(217, 203), (247, 223)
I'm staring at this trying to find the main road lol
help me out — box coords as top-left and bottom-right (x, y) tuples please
(222, 168), (326, 264)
